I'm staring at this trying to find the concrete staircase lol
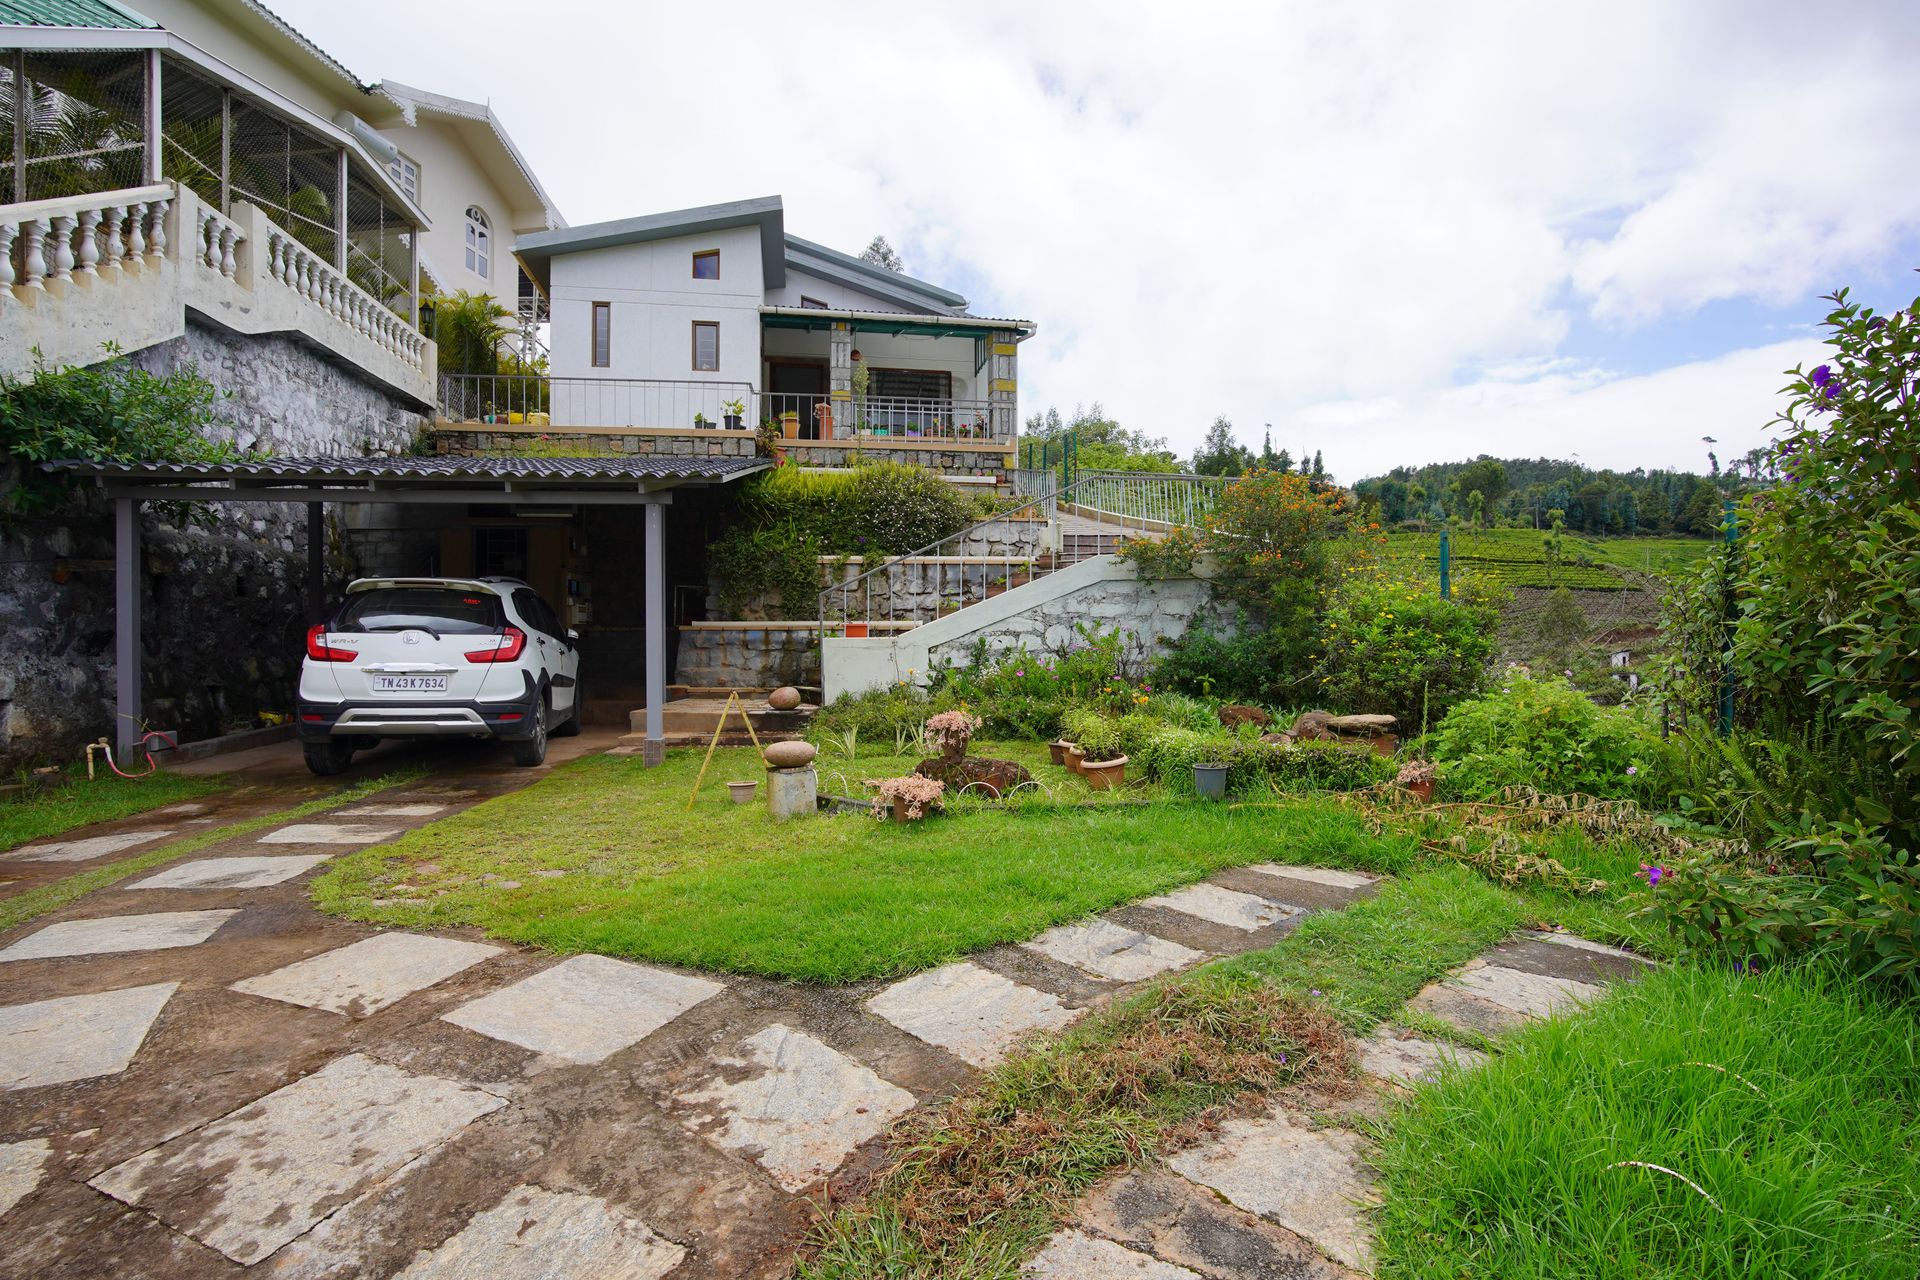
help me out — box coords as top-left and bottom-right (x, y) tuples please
(612, 693), (816, 753)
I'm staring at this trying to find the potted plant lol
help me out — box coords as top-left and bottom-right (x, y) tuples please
(1064, 743), (1086, 774)
(870, 774), (945, 822)
(1048, 739), (1075, 766)
(1193, 760), (1230, 800)
(780, 410), (801, 440)
(756, 418), (784, 462)
(1397, 759), (1436, 803)
(694, 412), (712, 429)
(925, 710), (982, 761)
(722, 398), (745, 431)
(1082, 753), (1129, 790)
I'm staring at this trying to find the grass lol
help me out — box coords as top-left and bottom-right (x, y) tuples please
(312, 744), (1422, 984)
(1373, 963), (1920, 1279)
(0, 769), (425, 933)
(1, 770), (222, 853)
(1586, 535), (1720, 577)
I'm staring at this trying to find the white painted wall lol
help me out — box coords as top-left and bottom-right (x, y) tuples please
(374, 118), (535, 299)
(138, 0), (363, 122)
(765, 266), (900, 312)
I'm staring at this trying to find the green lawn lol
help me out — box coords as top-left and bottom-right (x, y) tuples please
(312, 743), (1423, 984)
(1, 770), (222, 853)
(1375, 963), (1920, 1279)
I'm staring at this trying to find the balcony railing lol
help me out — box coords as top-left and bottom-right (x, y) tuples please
(1074, 469), (1228, 528)
(441, 375), (1016, 441)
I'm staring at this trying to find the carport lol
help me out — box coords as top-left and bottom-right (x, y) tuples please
(45, 454), (769, 765)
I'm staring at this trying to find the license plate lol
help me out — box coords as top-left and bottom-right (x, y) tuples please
(371, 674), (449, 693)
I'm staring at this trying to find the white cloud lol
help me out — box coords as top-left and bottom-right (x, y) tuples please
(284, 0), (1920, 472)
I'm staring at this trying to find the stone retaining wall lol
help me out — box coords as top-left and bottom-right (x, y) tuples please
(673, 627), (820, 688)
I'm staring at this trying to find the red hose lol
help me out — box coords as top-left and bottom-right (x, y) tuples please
(103, 731), (178, 779)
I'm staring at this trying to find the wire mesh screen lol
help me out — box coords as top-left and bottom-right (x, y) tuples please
(158, 56), (225, 209)
(3, 51), (147, 203)
(346, 172), (412, 318)
(229, 99), (338, 264)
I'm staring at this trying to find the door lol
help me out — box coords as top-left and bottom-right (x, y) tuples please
(513, 587), (579, 715)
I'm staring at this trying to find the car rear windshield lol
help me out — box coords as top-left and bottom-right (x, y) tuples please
(333, 587), (504, 636)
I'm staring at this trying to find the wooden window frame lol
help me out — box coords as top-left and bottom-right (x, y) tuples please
(692, 249), (720, 279)
(590, 301), (611, 368)
(691, 320), (720, 372)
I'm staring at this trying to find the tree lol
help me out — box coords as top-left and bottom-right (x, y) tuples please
(1310, 449), (1326, 484)
(1455, 458), (1509, 527)
(1274, 447), (1293, 475)
(1021, 403), (1178, 472)
(860, 236), (904, 272)
(1258, 427), (1282, 472)
(1542, 508), (1566, 584)
(1534, 586), (1589, 672)
(1191, 415), (1253, 476)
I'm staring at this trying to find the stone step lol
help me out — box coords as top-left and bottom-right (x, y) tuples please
(626, 696), (815, 737)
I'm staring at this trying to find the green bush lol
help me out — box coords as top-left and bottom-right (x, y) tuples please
(708, 523), (823, 619)
(1061, 707), (1123, 761)
(1316, 575), (1503, 731)
(736, 462), (980, 557)
(1152, 618), (1318, 707)
(1643, 820), (1920, 988)
(1227, 738), (1397, 793)
(812, 685), (944, 745)
(1427, 670), (1671, 802)
(1134, 726), (1235, 793)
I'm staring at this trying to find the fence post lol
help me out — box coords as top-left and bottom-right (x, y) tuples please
(1718, 498), (1738, 737)
(1438, 524), (1451, 599)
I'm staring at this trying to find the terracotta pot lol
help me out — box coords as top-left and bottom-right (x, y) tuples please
(780, 412), (801, 440)
(891, 796), (928, 822)
(727, 780), (758, 804)
(1064, 744), (1086, 774)
(1369, 733), (1399, 758)
(1082, 756), (1128, 791)
(1406, 779), (1434, 803)
(1048, 739), (1071, 766)
(843, 622), (869, 638)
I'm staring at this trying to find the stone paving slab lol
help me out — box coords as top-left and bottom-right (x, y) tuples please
(7, 829), (175, 863)
(443, 954), (725, 1065)
(1245, 864), (1377, 891)
(669, 1022), (916, 1192)
(1533, 930), (1656, 964)
(394, 1184), (685, 1279)
(1023, 918), (1208, 982)
(0, 981), (179, 1091)
(233, 933), (505, 1017)
(257, 823), (401, 844)
(1407, 982), (1531, 1038)
(0, 1137), (52, 1218)
(124, 854), (332, 891)
(1077, 1166), (1362, 1279)
(1025, 1227), (1202, 1277)
(1450, 962), (1603, 1018)
(867, 961), (1082, 1069)
(1166, 1109), (1379, 1272)
(1487, 934), (1651, 985)
(1140, 883), (1298, 932)
(1358, 1028), (1489, 1086)
(0, 909), (238, 963)
(89, 1052), (507, 1266)
(338, 804), (448, 818)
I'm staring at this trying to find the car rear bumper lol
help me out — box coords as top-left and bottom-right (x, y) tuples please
(297, 675), (541, 742)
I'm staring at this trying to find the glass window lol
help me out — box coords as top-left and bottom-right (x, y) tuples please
(464, 205), (490, 278)
(692, 250), (719, 279)
(591, 302), (611, 368)
(799, 296), (829, 309)
(388, 153), (419, 203)
(692, 321), (719, 371)
(334, 587), (503, 635)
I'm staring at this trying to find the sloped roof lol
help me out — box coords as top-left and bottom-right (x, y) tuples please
(515, 196), (786, 292)
(784, 235), (968, 314)
(0, 0), (155, 27)
(45, 454), (769, 495)
(375, 80), (565, 230)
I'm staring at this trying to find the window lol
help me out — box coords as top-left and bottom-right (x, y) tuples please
(464, 206), (490, 278)
(591, 302), (611, 368)
(387, 153), (419, 203)
(692, 250), (719, 279)
(692, 321), (719, 371)
(799, 296), (829, 309)
(870, 367), (953, 400)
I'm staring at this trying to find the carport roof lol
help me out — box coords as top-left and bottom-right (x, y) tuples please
(44, 453), (770, 503)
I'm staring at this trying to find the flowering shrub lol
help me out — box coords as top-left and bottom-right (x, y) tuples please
(1427, 669), (1672, 802)
(869, 774), (946, 820)
(925, 710), (981, 758)
(1315, 575), (1503, 731)
(1396, 759), (1436, 786)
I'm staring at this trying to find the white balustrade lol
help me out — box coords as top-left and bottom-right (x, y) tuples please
(2, 186), (176, 299)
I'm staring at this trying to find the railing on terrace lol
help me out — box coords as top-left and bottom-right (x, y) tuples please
(1074, 468), (1227, 528)
(1, 184), (174, 291)
(818, 474), (1188, 635)
(439, 374), (1015, 441)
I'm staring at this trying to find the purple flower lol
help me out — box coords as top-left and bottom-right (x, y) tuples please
(1639, 863), (1668, 888)
(1309, 988), (1322, 997)
(1626, 765), (1638, 776)
(1810, 364), (1833, 388)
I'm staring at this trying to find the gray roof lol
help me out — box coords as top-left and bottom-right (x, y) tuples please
(515, 196), (786, 292)
(0, 0), (155, 26)
(784, 235), (968, 313)
(46, 454), (768, 497)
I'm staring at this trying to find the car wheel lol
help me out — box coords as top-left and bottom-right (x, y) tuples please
(554, 679), (583, 737)
(511, 697), (549, 767)
(303, 740), (354, 776)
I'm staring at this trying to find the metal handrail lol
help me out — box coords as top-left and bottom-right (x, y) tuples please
(1073, 469), (1228, 527)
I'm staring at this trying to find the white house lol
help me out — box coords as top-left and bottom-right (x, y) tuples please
(511, 196), (1036, 442)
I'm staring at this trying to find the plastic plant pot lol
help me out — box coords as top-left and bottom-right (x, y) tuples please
(1048, 739), (1073, 766)
(1082, 756), (1128, 790)
(1193, 761), (1230, 800)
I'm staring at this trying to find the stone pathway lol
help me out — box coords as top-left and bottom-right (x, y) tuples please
(1027, 926), (1657, 1277)
(0, 765), (1394, 1278)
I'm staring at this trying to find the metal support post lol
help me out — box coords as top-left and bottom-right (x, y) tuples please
(115, 498), (143, 758)
(643, 501), (667, 766)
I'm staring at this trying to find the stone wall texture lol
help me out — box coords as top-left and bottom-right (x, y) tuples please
(924, 573), (1216, 673)
(1, 320), (429, 769)
(673, 627), (820, 688)
(431, 428), (758, 459)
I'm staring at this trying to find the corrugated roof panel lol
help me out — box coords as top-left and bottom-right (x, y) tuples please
(43, 454), (770, 483)
(0, 0), (156, 28)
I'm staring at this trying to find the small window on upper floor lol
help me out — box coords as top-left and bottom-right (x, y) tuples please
(464, 206), (491, 279)
(692, 250), (719, 279)
(799, 296), (829, 309)
(692, 321), (719, 372)
(388, 153), (419, 203)
(591, 302), (611, 368)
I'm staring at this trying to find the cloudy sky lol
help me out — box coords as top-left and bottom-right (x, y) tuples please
(286, 0), (1920, 482)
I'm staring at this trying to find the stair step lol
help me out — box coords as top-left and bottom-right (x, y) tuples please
(628, 696), (816, 737)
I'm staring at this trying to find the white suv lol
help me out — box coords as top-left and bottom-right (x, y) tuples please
(297, 577), (582, 775)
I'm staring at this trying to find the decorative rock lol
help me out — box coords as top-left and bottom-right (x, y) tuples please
(763, 740), (817, 768)
(767, 685), (803, 711)
(914, 756), (1032, 799)
(1218, 704), (1271, 729)
(1324, 713), (1398, 734)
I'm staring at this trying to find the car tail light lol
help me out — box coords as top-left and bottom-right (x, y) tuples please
(465, 626), (527, 663)
(306, 625), (355, 662)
